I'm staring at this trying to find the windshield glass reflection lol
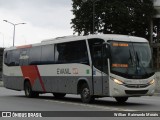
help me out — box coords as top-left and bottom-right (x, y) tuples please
(109, 41), (154, 79)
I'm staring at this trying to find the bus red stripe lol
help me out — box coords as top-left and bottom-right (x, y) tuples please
(35, 66), (46, 92)
(17, 45), (32, 49)
(21, 66), (46, 92)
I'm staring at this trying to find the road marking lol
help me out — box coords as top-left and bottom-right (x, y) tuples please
(44, 99), (137, 111)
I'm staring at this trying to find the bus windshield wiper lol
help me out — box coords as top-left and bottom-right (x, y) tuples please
(135, 51), (139, 67)
(125, 49), (133, 74)
(129, 49), (133, 65)
(135, 51), (148, 75)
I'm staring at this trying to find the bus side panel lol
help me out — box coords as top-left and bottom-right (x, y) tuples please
(93, 75), (103, 95)
(3, 75), (24, 91)
(30, 76), (76, 93)
(32, 78), (44, 92)
(51, 76), (78, 94)
(102, 75), (110, 96)
(27, 76), (92, 94)
(33, 77), (54, 92)
(2, 64), (24, 91)
(49, 76), (92, 94)
(37, 64), (93, 94)
(3, 64), (94, 95)
(92, 69), (110, 96)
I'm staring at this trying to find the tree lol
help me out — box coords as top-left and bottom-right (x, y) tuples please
(71, 0), (156, 39)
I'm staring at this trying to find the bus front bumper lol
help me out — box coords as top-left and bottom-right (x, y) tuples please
(109, 79), (155, 97)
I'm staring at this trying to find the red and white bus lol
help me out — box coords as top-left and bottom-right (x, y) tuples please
(2, 34), (155, 103)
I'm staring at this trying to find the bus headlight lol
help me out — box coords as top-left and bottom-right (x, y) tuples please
(112, 78), (124, 85)
(149, 79), (155, 85)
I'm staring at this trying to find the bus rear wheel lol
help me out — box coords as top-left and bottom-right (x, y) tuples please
(115, 97), (128, 103)
(53, 93), (66, 98)
(24, 81), (39, 98)
(80, 84), (94, 103)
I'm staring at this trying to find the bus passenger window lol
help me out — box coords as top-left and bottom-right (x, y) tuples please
(4, 52), (8, 65)
(29, 47), (41, 65)
(11, 50), (20, 66)
(19, 49), (29, 66)
(41, 45), (54, 64)
(55, 40), (89, 65)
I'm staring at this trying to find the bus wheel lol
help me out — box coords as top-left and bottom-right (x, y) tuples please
(80, 84), (94, 103)
(53, 93), (66, 98)
(24, 81), (39, 98)
(115, 97), (128, 103)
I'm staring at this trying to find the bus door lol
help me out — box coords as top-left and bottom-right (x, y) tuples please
(92, 44), (109, 95)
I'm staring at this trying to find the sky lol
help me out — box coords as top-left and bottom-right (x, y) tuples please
(0, 0), (73, 47)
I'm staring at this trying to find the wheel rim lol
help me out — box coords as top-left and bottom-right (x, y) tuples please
(25, 84), (30, 96)
(82, 88), (90, 99)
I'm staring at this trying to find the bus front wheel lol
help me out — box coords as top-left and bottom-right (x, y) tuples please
(115, 97), (128, 103)
(80, 84), (94, 103)
(24, 81), (39, 98)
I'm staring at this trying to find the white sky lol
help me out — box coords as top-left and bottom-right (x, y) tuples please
(0, 0), (73, 47)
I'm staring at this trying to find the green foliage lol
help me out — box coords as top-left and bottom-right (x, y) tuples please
(71, 0), (156, 39)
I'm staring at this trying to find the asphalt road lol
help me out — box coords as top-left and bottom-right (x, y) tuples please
(0, 87), (160, 111)
(0, 87), (160, 120)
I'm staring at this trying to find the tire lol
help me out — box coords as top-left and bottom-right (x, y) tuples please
(80, 83), (94, 103)
(53, 93), (66, 98)
(24, 81), (39, 98)
(115, 97), (128, 103)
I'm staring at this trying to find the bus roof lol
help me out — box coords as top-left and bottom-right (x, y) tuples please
(5, 34), (148, 51)
(41, 34), (148, 43)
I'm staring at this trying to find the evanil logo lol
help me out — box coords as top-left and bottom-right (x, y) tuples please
(57, 68), (71, 74)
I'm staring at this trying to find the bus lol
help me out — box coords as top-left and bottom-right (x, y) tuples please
(2, 34), (155, 103)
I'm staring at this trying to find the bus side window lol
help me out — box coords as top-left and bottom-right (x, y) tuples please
(29, 46), (41, 65)
(41, 45), (54, 64)
(55, 44), (65, 63)
(15, 50), (20, 66)
(5, 51), (12, 66)
(9, 50), (20, 66)
(19, 49), (29, 66)
(4, 52), (8, 65)
(4, 51), (10, 66)
(55, 40), (89, 65)
(54, 45), (59, 62)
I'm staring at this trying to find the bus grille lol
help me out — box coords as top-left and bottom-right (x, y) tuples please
(125, 84), (149, 88)
(125, 90), (148, 95)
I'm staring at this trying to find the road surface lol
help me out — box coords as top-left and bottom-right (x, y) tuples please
(0, 87), (160, 120)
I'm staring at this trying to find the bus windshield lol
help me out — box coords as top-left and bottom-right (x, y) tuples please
(109, 41), (154, 79)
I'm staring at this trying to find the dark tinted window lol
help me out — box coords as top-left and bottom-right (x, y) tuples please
(88, 38), (104, 58)
(4, 50), (20, 66)
(4, 51), (11, 66)
(88, 38), (108, 73)
(29, 46), (41, 65)
(55, 40), (89, 64)
(4, 51), (8, 65)
(11, 50), (20, 66)
(41, 45), (54, 64)
(19, 49), (29, 66)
